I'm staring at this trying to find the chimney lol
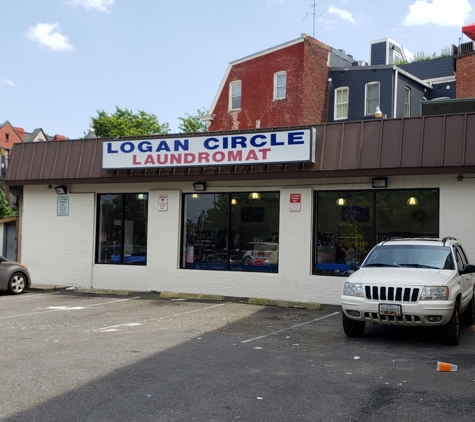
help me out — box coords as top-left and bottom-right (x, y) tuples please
(13, 127), (25, 139)
(53, 134), (67, 141)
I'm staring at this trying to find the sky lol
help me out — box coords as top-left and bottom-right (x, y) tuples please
(1, 0), (475, 139)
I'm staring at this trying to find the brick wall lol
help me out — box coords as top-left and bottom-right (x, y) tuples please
(456, 53), (475, 98)
(0, 123), (22, 151)
(210, 36), (330, 132)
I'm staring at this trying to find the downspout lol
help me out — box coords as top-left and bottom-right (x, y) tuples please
(393, 66), (398, 118)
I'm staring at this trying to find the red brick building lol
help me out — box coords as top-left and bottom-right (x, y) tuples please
(456, 23), (475, 98)
(205, 35), (333, 132)
(0, 121), (23, 151)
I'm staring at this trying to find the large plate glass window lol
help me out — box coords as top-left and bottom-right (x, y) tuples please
(96, 193), (148, 265)
(314, 189), (439, 276)
(181, 192), (279, 273)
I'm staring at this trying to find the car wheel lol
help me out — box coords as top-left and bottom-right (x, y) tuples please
(8, 272), (27, 295)
(461, 293), (475, 326)
(440, 303), (460, 346)
(342, 313), (366, 337)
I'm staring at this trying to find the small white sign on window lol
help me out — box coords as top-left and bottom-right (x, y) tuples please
(158, 195), (168, 211)
(57, 196), (69, 216)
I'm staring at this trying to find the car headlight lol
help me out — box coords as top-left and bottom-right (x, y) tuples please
(343, 283), (364, 297)
(420, 286), (449, 300)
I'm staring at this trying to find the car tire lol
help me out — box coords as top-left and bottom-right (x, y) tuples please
(342, 313), (366, 337)
(8, 272), (27, 295)
(440, 303), (460, 346)
(461, 293), (475, 326)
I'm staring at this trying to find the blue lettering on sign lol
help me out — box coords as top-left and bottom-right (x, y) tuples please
(232, 136), (247, 149)
(138, 141), (152, 153)
(121, 142), (135, 153)
(250, 134), (267, 148)
(204, 138), (220, 150)
(270, 133), (284, 146)
(174, 139), (189, 151)
(288, 131), (305, 144)
(155, 141), (171, 152)
(222, 137), (229, 149)
(107, 143), (118, 154)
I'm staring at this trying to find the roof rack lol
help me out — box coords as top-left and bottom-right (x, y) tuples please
(382, 237), (442, 245)
(442, 236), (457, 246)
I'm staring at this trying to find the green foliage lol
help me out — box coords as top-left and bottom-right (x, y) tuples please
(0, 186), (18, 219)
(91, 106), (170, 138)
(411, 46), (451, 62)
(178, 108), (208, 133)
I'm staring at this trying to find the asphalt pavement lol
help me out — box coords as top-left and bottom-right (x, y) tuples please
(1, 289), (475, 421)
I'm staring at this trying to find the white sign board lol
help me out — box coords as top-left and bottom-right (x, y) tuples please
(102, 129), (315, 170)
(57, 196), (69, 216)
(158, 195), (168, 211)
(289, 193), (301, 212)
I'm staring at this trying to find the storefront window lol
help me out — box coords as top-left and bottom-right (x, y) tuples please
(314, 189), (439, 276)
(182, 192), (279, 273)
(96, 193), (148, 265)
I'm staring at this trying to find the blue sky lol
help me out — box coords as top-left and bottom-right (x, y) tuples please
(1, 0), (474, 138)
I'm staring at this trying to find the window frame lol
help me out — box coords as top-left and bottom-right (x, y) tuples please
(274, 71), (287, 100)
(95, 193), (148, 266)
(313, 188), (440, 276)
(229, 80), (242, 111)
(334, 87), (349, 120)
(365, 82), (380, 116)
(180, 191), (280, 273)
(404, 87), (411, 117)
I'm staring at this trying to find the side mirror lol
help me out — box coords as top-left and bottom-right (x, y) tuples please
(461, 264), (475, 274)
(349, 261), (360, 271)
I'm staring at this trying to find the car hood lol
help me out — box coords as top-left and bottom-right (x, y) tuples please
(348, 268), (454, 286)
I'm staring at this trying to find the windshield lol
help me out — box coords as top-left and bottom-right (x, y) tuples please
(363, 244), (454, 270)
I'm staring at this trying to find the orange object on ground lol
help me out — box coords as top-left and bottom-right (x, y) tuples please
(437, 362), (458, 372)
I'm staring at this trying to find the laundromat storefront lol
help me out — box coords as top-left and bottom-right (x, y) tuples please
(5, 114), (475, 305)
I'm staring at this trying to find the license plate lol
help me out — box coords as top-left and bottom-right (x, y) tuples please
(379, 304), (401, 316)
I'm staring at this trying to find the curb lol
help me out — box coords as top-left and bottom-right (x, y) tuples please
(28, 286), (323, 310)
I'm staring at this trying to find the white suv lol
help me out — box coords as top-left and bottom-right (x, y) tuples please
(340, 237), (475, 345)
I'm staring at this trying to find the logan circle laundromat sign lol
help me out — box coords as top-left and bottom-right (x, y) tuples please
(102, 129), (315, 169)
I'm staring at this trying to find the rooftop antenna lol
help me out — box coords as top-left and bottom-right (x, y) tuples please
(303, 1), (327, 38)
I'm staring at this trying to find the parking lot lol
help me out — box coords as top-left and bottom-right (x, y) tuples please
(2, 290), (475, 422)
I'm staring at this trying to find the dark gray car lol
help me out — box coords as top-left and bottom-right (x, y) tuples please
(0, 257), (31, 294)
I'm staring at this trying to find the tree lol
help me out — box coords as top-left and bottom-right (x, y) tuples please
(178, 108), (208, 133)
(0, 187), (18, 219)
(90, 106), (170, 138)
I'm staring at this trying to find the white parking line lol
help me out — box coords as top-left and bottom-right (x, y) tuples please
(0, 297), (140, 319)
(241, 311), (341, 343)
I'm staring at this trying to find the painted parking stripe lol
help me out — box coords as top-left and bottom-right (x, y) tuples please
(241, 311), (341, 343)
(0, 297), (140, 319)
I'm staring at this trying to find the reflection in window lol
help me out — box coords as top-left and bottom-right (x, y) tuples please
(314, 189), (439, 276)
(365, 82), (380, 115)
(182, 192), (279, 273)
(96, 193), (148, 265)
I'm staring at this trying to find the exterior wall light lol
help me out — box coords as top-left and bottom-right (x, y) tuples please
(193, 182), (207, 192)
(371, 177), (388, 188)
(374, 106), (383, 118)
(54, 185), (67, 195)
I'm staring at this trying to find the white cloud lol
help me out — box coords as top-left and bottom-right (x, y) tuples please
(404, 0), (472, 26)
(328, 6), (355, 23)
(0, 79), (15, 87)
(69, 0), (115, 13)
(26, 23), (74, 52)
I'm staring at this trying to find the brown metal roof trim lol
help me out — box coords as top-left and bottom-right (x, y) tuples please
(5, 113), (475, 186)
